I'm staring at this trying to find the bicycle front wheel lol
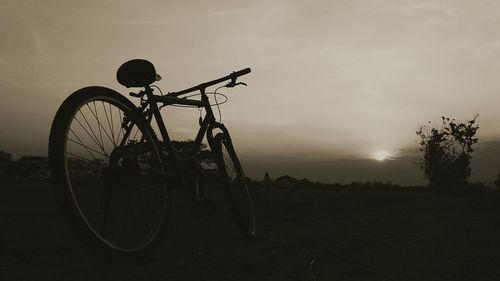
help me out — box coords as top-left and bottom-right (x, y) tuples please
(48, 86), (169, 257)
(212, 132), (255, 240)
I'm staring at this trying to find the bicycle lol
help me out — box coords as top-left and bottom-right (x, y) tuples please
(48, 59), (255, 258)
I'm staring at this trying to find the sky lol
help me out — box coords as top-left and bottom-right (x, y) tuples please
(1, 0), (500, 185)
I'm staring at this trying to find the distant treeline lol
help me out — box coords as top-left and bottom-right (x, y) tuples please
(0, 150), (49, 183)
(247, 173), (429, 192)
(0, 150), (496, 193)
(248, 173), (497, 193)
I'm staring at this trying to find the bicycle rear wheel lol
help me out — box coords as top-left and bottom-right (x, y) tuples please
(48, 86), (169, 257)
(211, 133), (255, 239)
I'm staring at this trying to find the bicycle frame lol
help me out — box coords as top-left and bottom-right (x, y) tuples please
(118, 67), (250, 168)
(146, 87), (230, 160)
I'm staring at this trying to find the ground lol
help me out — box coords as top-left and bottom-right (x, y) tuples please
(1, 184), (500, 281)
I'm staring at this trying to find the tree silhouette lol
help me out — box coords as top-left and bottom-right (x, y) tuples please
(0, 149), (11, 163)
(0, 149), (15, 182)
(494, 173), (500, 191)
(17, 156), (49, 182)
(416, 115), (479, 194)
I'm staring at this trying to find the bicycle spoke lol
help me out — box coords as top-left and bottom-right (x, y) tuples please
(67, 132), (101, 162)
(222, 146), (238, 180)
(89, 102), (106, 153)
(101, 101), (116, 147)
(68, 128), (108, 163)
(109, 103), (115, 145)
(72, 116), (108, 155)
(66, 151), (93, 162)
(78, 108), (106, 154)
(85, 102), (117, 147)
(116, 110), (125, 146)
(67, 137), (108, 158)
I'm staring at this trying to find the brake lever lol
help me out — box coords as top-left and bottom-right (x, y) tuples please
(224, 80), (247, 88)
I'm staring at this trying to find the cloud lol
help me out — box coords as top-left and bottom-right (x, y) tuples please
(242, 138), (500, 186)
(2, 0), (500, 186)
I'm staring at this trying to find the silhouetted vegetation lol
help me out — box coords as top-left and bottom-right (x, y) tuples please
(416, 115), (479, 195)
(17, 156), (50, 183)
(495, 173), (500, 191)
(3, 144), (499, 196)
(248, 173), (425, 193)
(170, 140), (214, 166)
(0, 149), (49, 183)
(0, 149), (11, 163)
(0, 149), (17, 182)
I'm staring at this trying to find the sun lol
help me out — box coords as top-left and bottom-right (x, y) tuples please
(373, 150), (390, 161)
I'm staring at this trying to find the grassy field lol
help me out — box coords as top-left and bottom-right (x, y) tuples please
(1, 183), (500, 280)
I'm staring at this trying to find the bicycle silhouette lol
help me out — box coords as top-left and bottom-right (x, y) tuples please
(48, 59), (255, 258)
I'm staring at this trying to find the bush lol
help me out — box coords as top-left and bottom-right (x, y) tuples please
(416, 115), (479, 194)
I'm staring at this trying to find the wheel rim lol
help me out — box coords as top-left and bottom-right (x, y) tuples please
(62, 96), (167, 251)
(220, 140), (255, 236)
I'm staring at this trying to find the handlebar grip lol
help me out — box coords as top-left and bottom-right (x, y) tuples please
(167, 67), (252, 97)
(234, 68), (251, 77)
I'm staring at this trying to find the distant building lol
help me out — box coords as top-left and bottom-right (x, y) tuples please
(274, 175), (300, 188)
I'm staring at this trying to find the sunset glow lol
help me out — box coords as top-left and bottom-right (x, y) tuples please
(373, 151), (390, 161)
(2, 1), (500, 185)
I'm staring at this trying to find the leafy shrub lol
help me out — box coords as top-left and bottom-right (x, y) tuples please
(416, 115), (479, 194)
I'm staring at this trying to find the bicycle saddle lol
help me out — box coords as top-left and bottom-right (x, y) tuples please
(117, 59), (161, 88)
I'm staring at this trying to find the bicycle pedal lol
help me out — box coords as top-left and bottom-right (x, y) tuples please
(190, 199), (216, 218)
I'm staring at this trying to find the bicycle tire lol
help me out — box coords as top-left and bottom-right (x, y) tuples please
(211, 132), (256, 240)
(48, 86), (170, 258)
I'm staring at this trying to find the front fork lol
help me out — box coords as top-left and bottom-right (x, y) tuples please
(206, 121), (231, 148)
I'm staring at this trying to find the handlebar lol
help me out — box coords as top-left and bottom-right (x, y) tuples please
(167, 67), (251, 97)
(233, 67), (251, 77)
